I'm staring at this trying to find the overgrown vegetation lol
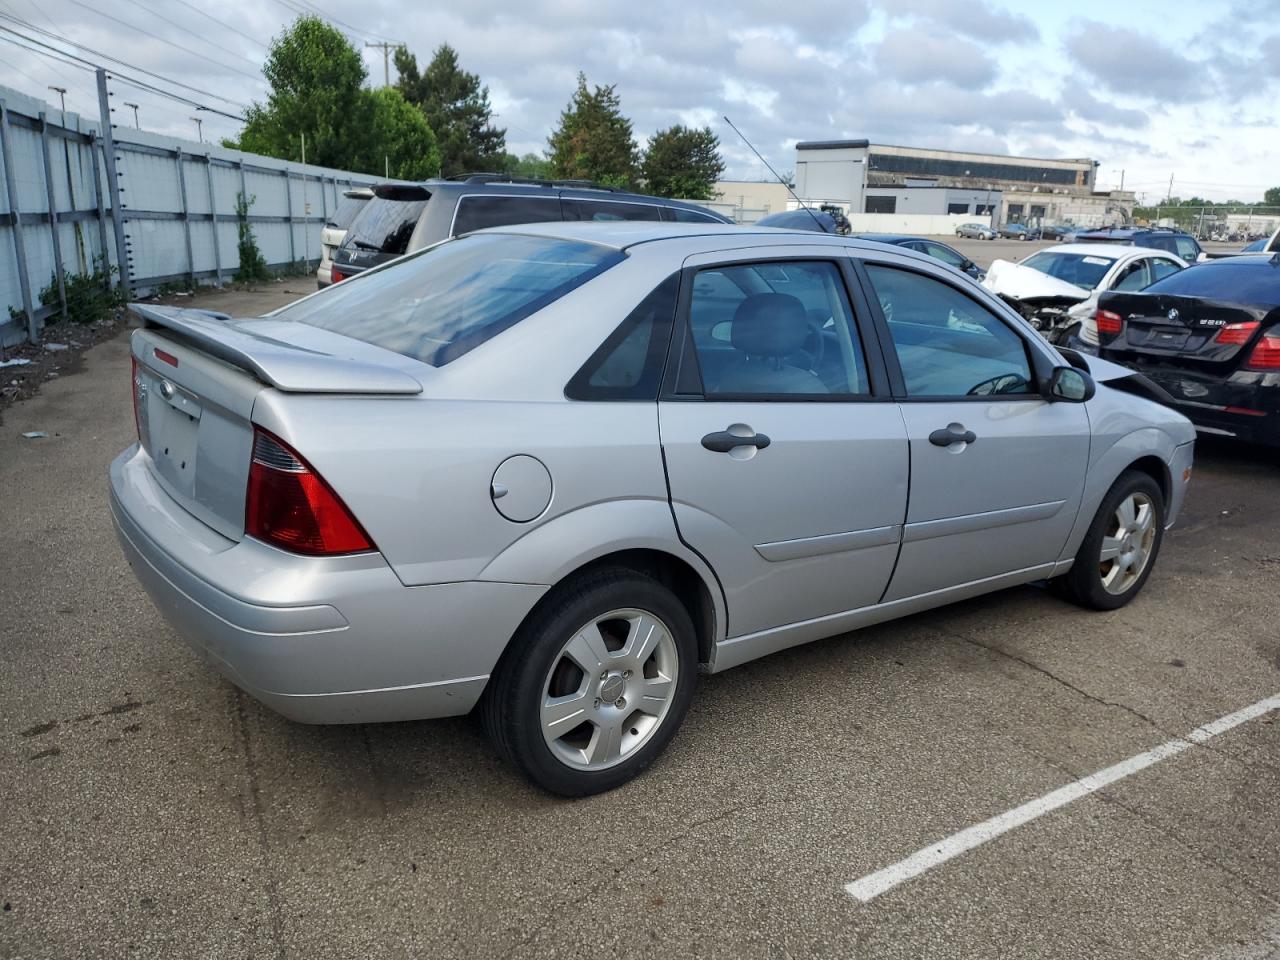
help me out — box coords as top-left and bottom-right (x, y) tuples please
(30, 259), (126, 325)
(234, 192), (271, 284)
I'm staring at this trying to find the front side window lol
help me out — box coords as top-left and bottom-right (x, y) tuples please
(687, 260), (869, 397)
(864, 264), (1035, 399)
(278, 234), (622, 366)
(1174, 237), (1201, 261)
(451, 195), (563, 235)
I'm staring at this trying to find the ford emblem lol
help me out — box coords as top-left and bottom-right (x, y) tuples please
(1167, 308), (1180, 322)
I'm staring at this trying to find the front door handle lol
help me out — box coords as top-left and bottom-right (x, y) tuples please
(701, 429), (771, 453)
(928, 425), (977, 447)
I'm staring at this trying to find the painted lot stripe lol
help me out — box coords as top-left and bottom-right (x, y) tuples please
(845, 693), (1280, 903)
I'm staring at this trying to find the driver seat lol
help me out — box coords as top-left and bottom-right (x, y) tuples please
(713, 293), (828, 395)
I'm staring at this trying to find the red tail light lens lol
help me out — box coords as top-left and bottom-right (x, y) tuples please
(330, 266), (344, 283)
(1215, 321), (1259, 345)
(1244, 333), (1280, 370)
(245, 428), (374, 555)
(1095, 309), (1123, 336)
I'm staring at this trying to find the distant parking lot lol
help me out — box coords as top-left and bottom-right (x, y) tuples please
(2, 285), (1279, 959)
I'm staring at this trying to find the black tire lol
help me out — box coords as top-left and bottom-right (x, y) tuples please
(1054, 470), (1165, 610)
(480, 567), (698, 796)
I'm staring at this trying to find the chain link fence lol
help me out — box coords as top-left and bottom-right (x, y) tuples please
(1136, 206), (1280, 243)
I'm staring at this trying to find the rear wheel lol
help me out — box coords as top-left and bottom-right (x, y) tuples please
(1054, 470), (1164, 610)
(481, 568), (697, 796)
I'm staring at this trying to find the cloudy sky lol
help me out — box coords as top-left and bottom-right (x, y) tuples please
(0, 0), (1275, 203)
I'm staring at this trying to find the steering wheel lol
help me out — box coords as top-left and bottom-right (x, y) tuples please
(966, 373), (1031, 396)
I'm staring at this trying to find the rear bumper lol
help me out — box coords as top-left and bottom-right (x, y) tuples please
(1106, 362), (1280, 447)
(110, 446), (547, 723)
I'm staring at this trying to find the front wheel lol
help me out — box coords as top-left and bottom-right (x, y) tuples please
(481, 568), (698, 796)
(1053, 470), (1165, 610)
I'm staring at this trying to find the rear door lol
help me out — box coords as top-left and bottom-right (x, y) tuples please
(856, 255), (1090, 601)
(658, 248), (908, 638)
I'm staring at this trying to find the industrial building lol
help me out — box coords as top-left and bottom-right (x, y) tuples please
(794, 140), (1135, 228)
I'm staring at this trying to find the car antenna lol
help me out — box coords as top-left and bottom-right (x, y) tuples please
(722, 115), (829, 234)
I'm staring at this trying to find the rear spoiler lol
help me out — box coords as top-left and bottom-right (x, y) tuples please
(129, 304), (423, 395)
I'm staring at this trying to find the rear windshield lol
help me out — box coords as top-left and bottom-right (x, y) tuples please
(1020, 251), (1116, 289)
(343, 196), (428, 255)
(277, 234), (623, 366)
(1143, 258), (1280, 306)
(327, 193), (370, 230)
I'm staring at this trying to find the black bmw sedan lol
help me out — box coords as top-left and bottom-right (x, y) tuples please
(1096, 253), (1280, 446)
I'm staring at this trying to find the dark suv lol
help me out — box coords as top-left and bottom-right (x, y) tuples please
(1074, 227), (1204, 263)
(330, 175), (732, 280)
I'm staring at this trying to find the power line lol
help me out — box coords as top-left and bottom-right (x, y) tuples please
(62, 0), (264, 82)
(0, 13), (249, 107)
(287, 0), (397, 45)
(147, 0), (271, 51)
(115, 0), (265, 68)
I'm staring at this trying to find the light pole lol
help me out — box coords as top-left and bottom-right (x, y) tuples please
(123, 102), (140, 129)
(190, 116), (203, 143)
(47, 85), (66, 114)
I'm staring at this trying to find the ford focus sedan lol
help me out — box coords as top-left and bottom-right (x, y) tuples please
(110, 223), (1195, 796)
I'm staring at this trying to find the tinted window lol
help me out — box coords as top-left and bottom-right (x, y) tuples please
(1150, 257), (1182, 281)
(566, 274), (678, 400)
(567, 199), (664, 222)
(452, 195), (562, 235)
(865, 265), (1034, 398)
(328, 193), (370, 230)
(278, 234), (623, 366)
(669, 207), (724, 223)
(1111, 260), (1150, 291)
(688, 261), (869, 397)
(1021, 251), (1116, 289)
(1174, 236), (1201, 261)
(923, 242), (967, 269)
(344, 197), (427, 255)
(1142, 260), (1280, 306)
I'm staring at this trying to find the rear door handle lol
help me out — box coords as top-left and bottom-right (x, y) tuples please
(928, 425), (977, 447)
(701, 430), (771, 453)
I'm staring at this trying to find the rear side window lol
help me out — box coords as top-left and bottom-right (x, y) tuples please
(1142, 260), (1280, 306)
(328, 193), (370, 230)
(452, 195), (563, 235)
(278, 234), (623, 366)
(344, 197), (427, 255)
(668, 207), (724, 224)
(566, 199), (664, 222)
(566, 274), (679, 400)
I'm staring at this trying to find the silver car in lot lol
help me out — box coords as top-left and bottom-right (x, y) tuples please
(955, 222), (996, 240)
(110, 223), (1196, 795)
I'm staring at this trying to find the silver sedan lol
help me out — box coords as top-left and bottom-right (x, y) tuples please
(956, 222), (997, 240)
(110, 223), (1196, 795)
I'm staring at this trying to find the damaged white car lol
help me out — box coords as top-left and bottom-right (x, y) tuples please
(982, 243), (1186, 347)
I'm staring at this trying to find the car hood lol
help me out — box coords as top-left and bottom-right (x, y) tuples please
(981, 259), (1091, 304)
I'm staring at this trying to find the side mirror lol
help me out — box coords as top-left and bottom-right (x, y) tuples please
(1048, 365), (1095, 403)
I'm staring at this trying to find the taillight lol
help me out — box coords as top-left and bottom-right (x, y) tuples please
(1215, 321), (1259, 345)
(1243, 333), (1280, 370)
(1095, 309), (1123, 336)
(245, 428), (374, 556)
(330, 266), (344, 283)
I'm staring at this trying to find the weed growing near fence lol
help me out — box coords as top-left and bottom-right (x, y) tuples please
(33, 259), (126, 325)
(234, 192), (271, 284)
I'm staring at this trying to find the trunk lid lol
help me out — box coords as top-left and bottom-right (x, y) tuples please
(1099, 292), (1274, 365)
(129, 304), (423, 541)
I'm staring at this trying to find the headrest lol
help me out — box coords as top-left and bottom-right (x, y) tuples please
(731, 293), (808, 358)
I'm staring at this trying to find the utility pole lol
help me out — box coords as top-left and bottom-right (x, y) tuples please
(300, 131), (306, 165)
(365, 41), (401, 87)
(1166, 173), (1174, 203)
(190, 116), (203, 142)
(1119, 169), (1125, 192)
(123, 102), (139, 129)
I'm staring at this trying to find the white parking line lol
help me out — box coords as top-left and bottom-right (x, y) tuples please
(845, 693), (1280, 903)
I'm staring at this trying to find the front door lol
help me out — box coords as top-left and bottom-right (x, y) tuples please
(659, 254), (908, 638)
(859, 260), (1090, 601)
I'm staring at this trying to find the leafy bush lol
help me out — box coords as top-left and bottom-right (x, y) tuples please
(37, 258), (126, 325)
(234, 192), (271, 284)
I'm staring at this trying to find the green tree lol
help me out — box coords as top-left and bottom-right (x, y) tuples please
(547, 73), (638, 188)
(395, 44), (505, 177)
(226, 17), (438, 180)
(500, 151), (555, 180)
(1265, 186), (1280, 207)
(641, 125), (724, 199)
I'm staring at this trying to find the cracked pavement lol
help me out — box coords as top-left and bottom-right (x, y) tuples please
(2, 285), (1279, 960)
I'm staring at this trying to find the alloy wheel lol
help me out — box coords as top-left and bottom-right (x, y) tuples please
(540, 608), (679, 771)
(1098, 491), (1157, 595)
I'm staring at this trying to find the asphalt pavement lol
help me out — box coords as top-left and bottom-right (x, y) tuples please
(2, 283), (1278, 960)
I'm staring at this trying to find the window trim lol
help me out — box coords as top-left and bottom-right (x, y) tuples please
(447, 192), (565, 238)
(660, 253), (893, 403)
(850, 257), (1056, 403)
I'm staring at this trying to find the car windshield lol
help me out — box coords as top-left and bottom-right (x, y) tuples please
(1142, 259), (1280, 306)
(326, 193), (370, 230)
(343, 196), (428, 255)
(1020, 251), (1116, 290)
(276, 234), (623, 366)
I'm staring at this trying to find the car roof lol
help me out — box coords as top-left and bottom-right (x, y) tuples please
(851, 234), (918, 244)
(416, 178), (722, 215)
(1031, 243), (1169, 258)
(1079, 227), (1188, 237)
